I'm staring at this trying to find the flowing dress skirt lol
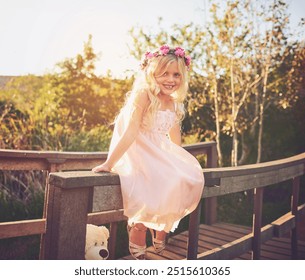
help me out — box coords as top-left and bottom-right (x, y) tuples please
(109, 109), (204, 232)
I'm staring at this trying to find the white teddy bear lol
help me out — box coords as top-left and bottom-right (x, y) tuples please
(85, 224), (110, 260)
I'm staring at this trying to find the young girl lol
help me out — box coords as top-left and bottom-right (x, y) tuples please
(92, 45), (204, 260)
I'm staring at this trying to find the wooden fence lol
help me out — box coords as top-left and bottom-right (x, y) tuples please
(42, 152), (305, 260)
(0, 142), (217, 259)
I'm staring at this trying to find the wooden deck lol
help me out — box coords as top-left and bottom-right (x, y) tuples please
(121, 222), (305, 260)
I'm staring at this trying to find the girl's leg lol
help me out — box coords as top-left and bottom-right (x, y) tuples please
(127, 222), (147, 260)
(149, 228), (167, 254)
(129, 223), (147, 246)
(156, 230), (167, 241)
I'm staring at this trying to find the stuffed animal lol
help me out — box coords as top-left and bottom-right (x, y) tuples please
(85, 224), (110, 260)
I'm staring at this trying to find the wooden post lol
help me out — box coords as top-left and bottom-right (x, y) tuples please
(291, 176), (300, 259)
(187, 144), (218, 259)
(42, 183), (91, 259)
(252, 187), (263, 259)
(108, 222), (118, 260)
(187, 201), (202, 260)
(205, 144), (218, 225)
(39, 162), (58, 259)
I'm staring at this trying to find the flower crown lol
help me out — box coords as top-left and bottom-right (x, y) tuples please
(140, 45), (191, 70)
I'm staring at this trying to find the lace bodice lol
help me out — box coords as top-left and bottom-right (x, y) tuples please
(141, 110), (176, 135)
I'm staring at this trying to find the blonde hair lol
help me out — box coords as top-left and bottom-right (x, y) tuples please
(118, 52), (189, 127)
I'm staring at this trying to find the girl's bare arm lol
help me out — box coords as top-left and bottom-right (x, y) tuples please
(92, 91), (149, 172)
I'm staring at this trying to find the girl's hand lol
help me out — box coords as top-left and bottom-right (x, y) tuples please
(92, 162), (112, 173)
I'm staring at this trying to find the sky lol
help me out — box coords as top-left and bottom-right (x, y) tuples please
(0, 0), (304, 77)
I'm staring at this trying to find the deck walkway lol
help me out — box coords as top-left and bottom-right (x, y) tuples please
(121, 222), (305, 260)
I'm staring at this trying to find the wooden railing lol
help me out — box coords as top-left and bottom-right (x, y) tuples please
(200, 152), (305, 260)
(0, 149), (108, 172)
(1, 146), (304, 260)
(42, 152), (305, 260)
(0, 142), (217, 259)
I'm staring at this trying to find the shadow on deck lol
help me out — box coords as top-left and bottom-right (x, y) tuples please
(121, 222), (305, 260)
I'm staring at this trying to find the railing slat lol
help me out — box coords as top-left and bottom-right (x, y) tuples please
(291, 176), (300, 259)
(203, 163), (305, 197)
(272, 212), (295, 237)
(87, 210), (126, 224)
(0, 219), (46, 239)
(252, 188), (264, 259)
(187, 201), (202, 259)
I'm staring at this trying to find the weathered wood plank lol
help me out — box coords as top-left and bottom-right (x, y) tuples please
(252, 187), (263, 259)
(272, 212), (295, 237)
(298, 204), (305, 215)
(182, 230), (228, 247)
(0, 142), (213, 171)
(87, 209), (127, 225)
(0, 149), (108, 171)
(211, 222), (252, 234)
(196, 224), (274, 260)
(0, 219), (46, 239)
(203, 164), (305, 197)
(196, 233), (253, 260)
(291, 176), (300, 259)
(197, 226), (242, 242)
(92, 185), (123, 211)
(203, 153), (305, 179)
(183, 141), (217, 156)
(260, 249), (291, 260)
(55, 159), (105, 171)
(49, 171), (120, 189)
(187, 201), (202, 259)
(199, 224), (247, 238)
(261, 243), (291, 256)
(43, 186), (91, 260)
(260, 224), (275, 243)
(0, 149), (107, 159)
(0, 158), (48, 170)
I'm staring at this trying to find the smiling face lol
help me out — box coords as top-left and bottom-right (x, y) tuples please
(155, 60), (182, 96)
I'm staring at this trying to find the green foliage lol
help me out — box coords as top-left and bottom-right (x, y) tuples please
(0, 35), (130, 152)
(128, 0), (305, 166)
(66, 125), (112, 152)
(0, 171), (45, 222)
(0, 236), (40, 260)
(0, 171), (45, 260)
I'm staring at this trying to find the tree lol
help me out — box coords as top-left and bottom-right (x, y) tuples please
(0, 35), (132, 151)
(128, 0), (304, 166)
(254, 0), (292, 163)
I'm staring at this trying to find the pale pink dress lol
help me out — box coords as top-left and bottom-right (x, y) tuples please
(109, 106), (204, 233)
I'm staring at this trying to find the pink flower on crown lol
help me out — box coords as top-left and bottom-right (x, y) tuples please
(174, 47), (185, 57)
(160, 45), (170, 55)
(141, 45), (191, 71)
(185, 55), (191, 67)
(145, 51), (154, 59)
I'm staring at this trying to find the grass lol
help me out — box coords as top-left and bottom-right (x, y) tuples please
(0, 171), (45, 259)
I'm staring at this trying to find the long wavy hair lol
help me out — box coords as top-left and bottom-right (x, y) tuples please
(118, 52), (189, 127)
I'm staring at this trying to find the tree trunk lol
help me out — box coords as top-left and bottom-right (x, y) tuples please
(230, 53), (238, 166)
(213, 78), (223, 166)
(257, 64), (270, 163)
(238, 132), (250, 165)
